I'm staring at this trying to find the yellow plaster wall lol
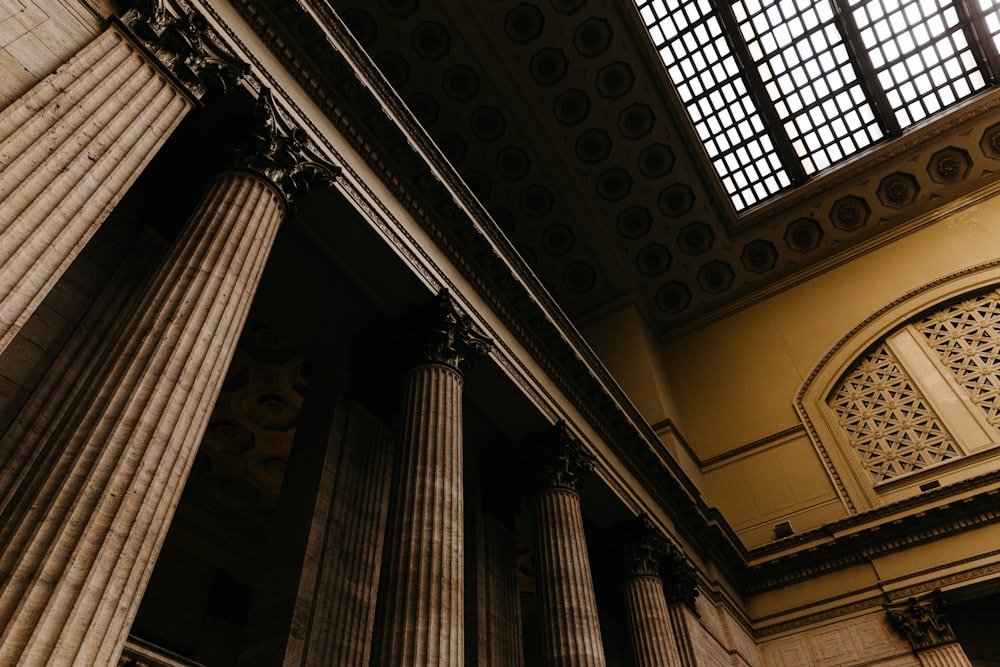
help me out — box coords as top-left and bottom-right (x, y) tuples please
(581, 300), (680, 428)
(658, 192), (1000, 539)
(663, 196), (1000, 458)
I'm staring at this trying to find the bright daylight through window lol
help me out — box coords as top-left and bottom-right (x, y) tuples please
(636, 0), (1000, 212)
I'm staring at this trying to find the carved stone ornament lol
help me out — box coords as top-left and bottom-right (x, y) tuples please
(618, 514), (673, 579)
(406, 289), (493, 373)
(118, 0), (248, 100)
(529, 421), (596, 493)
(233, 89), (341, 204)
(887, 592), (958, 650)
(662, 548), (700, 609)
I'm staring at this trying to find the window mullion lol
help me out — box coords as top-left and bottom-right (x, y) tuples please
(956, 0), (1000, 84)
(710, 0), (808, 185)
(829, 0), (903, 137)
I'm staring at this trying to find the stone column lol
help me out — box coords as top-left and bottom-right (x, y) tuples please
(375, 291), (492, 667)
(0, 228), (165, 512)
(888, 593), (974, 667)
(467, 459), (525, 667)
(0, 91), (336, 666)
(529, 422), (607, 667)
(0, 0), (244, 356)
(662, 545), (701, 667)
(617, 515), (682, 667)
(241, 391), (396, 667)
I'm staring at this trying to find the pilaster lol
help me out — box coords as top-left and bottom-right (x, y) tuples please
(529, 421), (607, 667)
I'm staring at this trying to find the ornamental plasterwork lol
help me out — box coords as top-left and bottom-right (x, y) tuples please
(829, 342), (960, 483)
(528, 421), (596, 493)
(233, 89), (340, 205)
(917, 288), (1000, 428)
(886, 592), (959, 650)
(406, 290), (493, 373)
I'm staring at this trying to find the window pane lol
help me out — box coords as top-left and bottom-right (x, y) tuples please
(733, 0), (883, 173)
(850, 0), (987, 127)
(636, 0), (792, 210)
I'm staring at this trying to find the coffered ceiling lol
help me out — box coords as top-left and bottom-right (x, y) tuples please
(326, 0), (1000, 338)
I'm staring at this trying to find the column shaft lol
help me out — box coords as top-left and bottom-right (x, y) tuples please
(532, 487), (606, 667)
(622, 575), (681, 667)
(916, 644), (974, 667)
(298, 401), (395, 666)
(667, 603), (698, 667)
(0, 170), (284, 667)
(468, 509), (525, 667)
(482, 515), (526, 667)
(0, 25), (191, 355)
(378, 363), (465, 666)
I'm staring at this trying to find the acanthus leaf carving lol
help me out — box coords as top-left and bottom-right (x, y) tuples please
(887, 592), (958, 650)
(405, 289), (493, 373)
(618, 513), (672, 579)
(528, 421), (596, 493)
(119, 0), (249, 100)
(234, 89), (341, 205)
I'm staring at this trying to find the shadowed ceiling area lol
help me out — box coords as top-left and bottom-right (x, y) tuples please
(326, 0), (1000, 338)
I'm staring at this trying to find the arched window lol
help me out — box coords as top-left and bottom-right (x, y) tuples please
(799, 279), (1000, 511)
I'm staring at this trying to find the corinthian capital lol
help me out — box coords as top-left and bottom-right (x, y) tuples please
(405, 290), (493, 373)
(887, 592), (958, 650)
(617, 514), (673, 579)
(119, 0), (248, 100)
(528, 421), (596, 493)
(233, 89), (341, 204)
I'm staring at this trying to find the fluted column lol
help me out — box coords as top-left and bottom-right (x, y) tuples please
(468, 460), (525, 667)
(529, 422), (606, 667)
(376, 291), (492, 667)
(0, 228), (165, 513)
(0, 0), (244, 356)
(888, 593), (973, 667)
(0, 91), (336, 667)
(617, 515), (682, 667)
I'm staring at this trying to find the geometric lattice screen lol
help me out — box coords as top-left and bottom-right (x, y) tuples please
(916, 288), (1000, 428)
(829, 342), (960, 483)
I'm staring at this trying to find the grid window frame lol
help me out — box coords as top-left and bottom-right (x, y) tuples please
(635, 0), (1000, 212)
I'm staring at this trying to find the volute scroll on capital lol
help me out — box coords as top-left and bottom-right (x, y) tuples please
(232, 89), (341, 206)
(404, 290), (494, 374)
(886, 592), (959, 650)
(528, 421), (597, 493)
(617, 514), (674, 579)
(118, 0), (249, 101)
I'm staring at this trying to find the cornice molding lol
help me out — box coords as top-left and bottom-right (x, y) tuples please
(745, 471), (1000, 593)
(224, 0), (750, 584)
(211, 0), (1000, 606)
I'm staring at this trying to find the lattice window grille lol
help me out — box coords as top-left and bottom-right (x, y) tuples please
(829, 342), (961, 482)
(916, 288), (1000, 427)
